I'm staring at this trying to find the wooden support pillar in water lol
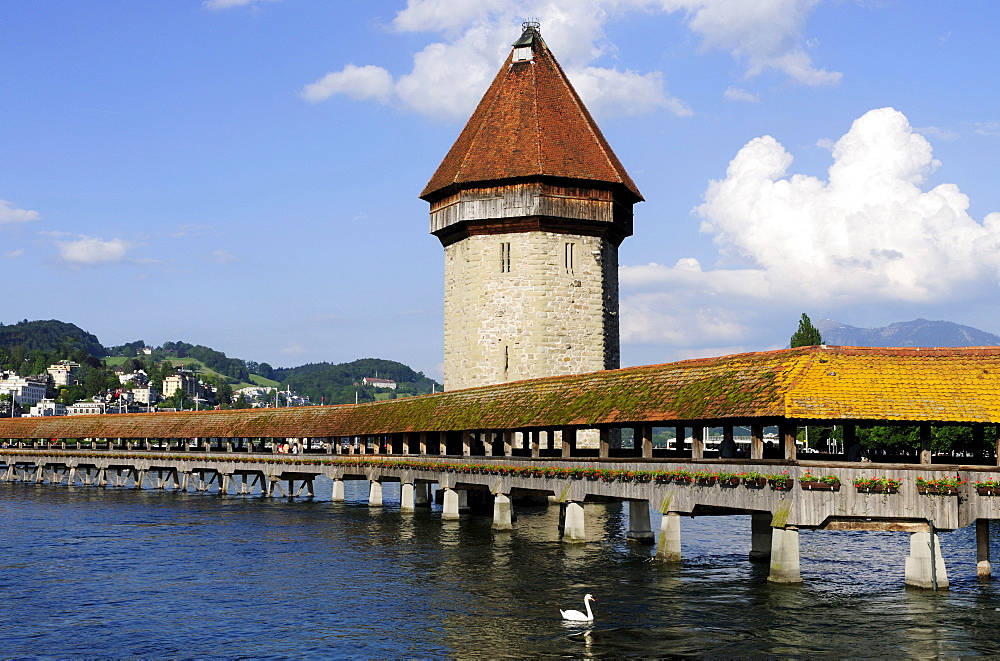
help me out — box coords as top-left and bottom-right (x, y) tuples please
(978, 519), (991, 580)
(750, 511), (772, 562)
(442, 488), (460, 520)
(368, 479), (383, 507)
(414, 482), (431, 507)
(905, 528), (949, 589)
(492, 493), (513, 531)
(400, 482), (415, 513)
(331, 478), (345, 502)
(767, 527), (802, 584)
(627, 500), (654, 545)
(655, 511), (681, 563)
(561, 502), (586, 543)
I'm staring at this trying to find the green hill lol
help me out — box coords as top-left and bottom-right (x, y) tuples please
(0, 318), (441, 406)
(272, 358), (438, 405)
(0, 319), (105, 357)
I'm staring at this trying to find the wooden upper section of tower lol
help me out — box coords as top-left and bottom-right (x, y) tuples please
(420, 23), (643, 213)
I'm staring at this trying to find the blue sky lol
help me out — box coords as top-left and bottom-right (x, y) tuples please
(2, 0), (999, 380)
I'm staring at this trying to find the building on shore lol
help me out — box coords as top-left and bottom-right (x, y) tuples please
(0, 371), (48, 407)
(46, 361), (80, 387)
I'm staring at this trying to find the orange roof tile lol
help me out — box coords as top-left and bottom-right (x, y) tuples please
(419, 25), (642, 203)
(1, 346), (998, 440)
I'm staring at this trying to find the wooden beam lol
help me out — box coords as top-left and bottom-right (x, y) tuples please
(920, 422), (932, 464)
(781, 423), (797, 461)
(750, 424), (763, 460)
(561, 427), (576, 458)
(639, 424), (652, 459)
(822, 519), (930, 533)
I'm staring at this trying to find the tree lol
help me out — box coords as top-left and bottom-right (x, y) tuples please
(790, 313), (823, 348)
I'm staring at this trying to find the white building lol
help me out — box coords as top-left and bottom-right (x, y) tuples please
(29, 399), (66, 417)
(162, 371), (198, 398)
(362, 377), (397, 390)
(67, 401), (105, 415)
(131, 386), (159, 406)
(47, 361), (80, 387)
(0, 372), (48, 406)
(118, 369), (149, 386)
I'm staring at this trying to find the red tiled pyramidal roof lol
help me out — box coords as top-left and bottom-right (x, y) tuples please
(419, 24), (642, 202)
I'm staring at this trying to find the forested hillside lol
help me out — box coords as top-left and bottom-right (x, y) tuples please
(0, 320), (105, 357)
(0, 319), (440, 407)
(272, 358), (439, 405)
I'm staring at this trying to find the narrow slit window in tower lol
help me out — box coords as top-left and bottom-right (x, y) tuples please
(500, 242), (511, 273)
(564, 242), (575, 274)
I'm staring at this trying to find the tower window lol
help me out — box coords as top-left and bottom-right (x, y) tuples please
(512, 46), (532, 62)
(564, 242), (575, 274)
(500, 242), (511, 273)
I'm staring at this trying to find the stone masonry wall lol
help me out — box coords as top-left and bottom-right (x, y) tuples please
(443, 231), (619, 391)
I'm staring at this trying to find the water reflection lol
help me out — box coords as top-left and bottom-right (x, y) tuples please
(1, 483), (1000, 656)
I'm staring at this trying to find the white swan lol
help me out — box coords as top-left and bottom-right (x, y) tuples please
(560, 593), (595, 621)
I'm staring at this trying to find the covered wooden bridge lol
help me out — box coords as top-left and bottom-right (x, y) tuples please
(2, 344), (999, 590)
(1, 345), (998, 459)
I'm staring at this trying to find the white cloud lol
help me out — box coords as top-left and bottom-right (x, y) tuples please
(668, 0), (840, 85)
(620, 107), (1000, 353)
(54, 236), (131, 265)
(280, 344), (307, 355)
(723, 86), (760, 103)
(0, 200), (41, 225)
(170, 223), (211, 237)
(203, 0), (278, 10)
(301, 64), (395, 104)
(210, 250), (240, 264)
(3, 249), (24, 260)
(972, 121), (1000, 137)
(916, 125), (959, 141)
(572, 67), (692, 117)
(303, 0), (832, 121)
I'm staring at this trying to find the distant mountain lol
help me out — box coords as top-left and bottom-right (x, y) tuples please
(814, 318), (1000, 348)
(0, 319), (105, 357)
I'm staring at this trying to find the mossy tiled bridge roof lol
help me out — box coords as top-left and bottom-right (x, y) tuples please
(1, 346), (998, 440)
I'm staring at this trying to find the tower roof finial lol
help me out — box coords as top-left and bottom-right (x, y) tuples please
(513, 20), (541, 47)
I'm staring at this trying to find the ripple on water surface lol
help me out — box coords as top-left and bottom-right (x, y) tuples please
(2, 481), (1000, 656)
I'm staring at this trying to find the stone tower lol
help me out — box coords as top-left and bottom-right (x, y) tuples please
(421, 22), (643, 391)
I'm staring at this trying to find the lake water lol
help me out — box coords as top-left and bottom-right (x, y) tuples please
(2, 478), (1000, 657)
